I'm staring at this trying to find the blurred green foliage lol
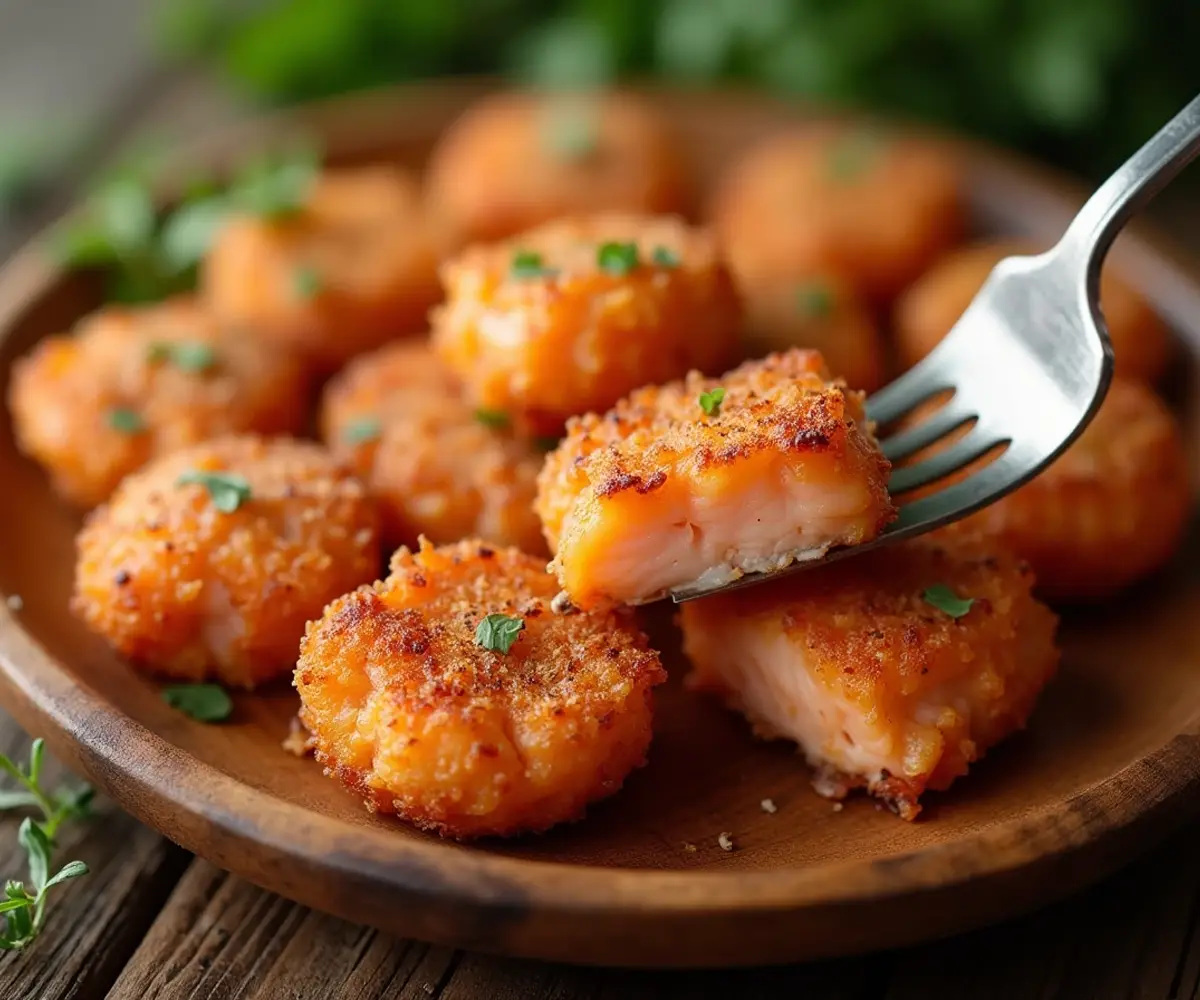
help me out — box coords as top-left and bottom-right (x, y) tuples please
(159, 0), (1200, 176)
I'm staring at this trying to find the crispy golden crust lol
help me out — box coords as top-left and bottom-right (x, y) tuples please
(8, 297), (309, 508)
(894, 240), (1171, 382)
(432, 212), (742, 435)
(681, 534), (1059, 819)
(739, 274), (887, 391)
(426, 90), (690, 246)
(712, 124), (963, 303)
(321, 341), (548, 554)
(941, 379), (1191, 601)
(537, 350), (895, 587)
(295, 538), (665, 839)
(72, 436), (380, 688)
(201, 166), (442, 370)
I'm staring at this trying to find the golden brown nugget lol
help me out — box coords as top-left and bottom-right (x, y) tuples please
(202, 166), (441, 370)
(537, 349), (896, 609)
(295, 538), (665, 839)
(938, 379), (1191, 601)
(8, 297), (308, 508)
(321, 341), (547, 554)
(73, 436), (380, 689)
(681, 534), (1059, 820)
(740, 275), (887, 391)
(433, 212), (742, 436)
(894, 241), (1171, 382)
(712, 124), (963, 303)
(426, 90), (689, 245)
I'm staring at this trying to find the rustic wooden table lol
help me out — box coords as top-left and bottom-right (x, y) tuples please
(4, 5), (1200, 997)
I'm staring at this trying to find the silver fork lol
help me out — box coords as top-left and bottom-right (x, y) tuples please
(674, 93), (1200, 603)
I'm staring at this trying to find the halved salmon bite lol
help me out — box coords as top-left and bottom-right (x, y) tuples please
(536, 348), (896, 609)
(679, 533), (1060, 819)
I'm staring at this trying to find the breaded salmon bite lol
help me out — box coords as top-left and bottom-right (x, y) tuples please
(72, 436), (380, 689)
(537, 349), (896, 610)
(321, 341), (547, 554)
(295, 538), (665, 839)
(432, 212), (742, 436)
(894, 241), (1171, 382)
(940, 378), (1191, 602)
(740, 275), (886, 392)
(711, 123), (963, 304)
(426, 90), (690, 246)
(680, 534), (1059, 820)
(8, 297), (308, 508)
(201, 166), (442, 371)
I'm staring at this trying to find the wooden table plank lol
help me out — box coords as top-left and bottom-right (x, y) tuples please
(0, 711), (190, 1000)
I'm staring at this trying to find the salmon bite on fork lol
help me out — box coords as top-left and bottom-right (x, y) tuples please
(536, 349), (896, 611)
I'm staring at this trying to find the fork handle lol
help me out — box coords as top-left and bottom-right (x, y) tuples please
(1062, 93), (1200, 264)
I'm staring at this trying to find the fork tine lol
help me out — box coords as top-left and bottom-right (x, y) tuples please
(864, 362), (954, 426)
(888, 428), (1007, 496)
(879, 400), (976, 462)
(890, 447), (1030, 531)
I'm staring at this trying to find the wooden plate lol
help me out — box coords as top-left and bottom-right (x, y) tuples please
(1, 82), (1199, 969)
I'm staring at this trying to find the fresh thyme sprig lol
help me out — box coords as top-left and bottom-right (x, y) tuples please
(0, 739), (93, 950)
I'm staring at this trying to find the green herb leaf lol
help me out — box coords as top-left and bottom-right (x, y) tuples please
(0, 898), (30, 915)
(292, 264), (323, 300)
(795, 281), (834, 319)
(159, 196), (230, 272)
(0, 790), (40, 811)
(651, 246), (680, 268)
(175, 470), (252, 513)
(106, 407), (145, 434)
(18, 819), (49, 892)
(510, 249), (557, 280)
(230, 150), (318, 219)
(146, 340), (217, 374)
(698, 387), (727, 416)
(541, 105), (598, 161)
(52, 786), (94, 821)
(922, 584), (975, 619)
(597, 241), (640, 276)
(343, 416), (382, 445)
(474, 614), (525, 655)
(95, 178), (157, 253)
(828, 130), (883, 182)
(27, 741), (44, 787)
(41, 860), (88, 893)
(474, 408), (511, 430)
(161, 683), (233, 722)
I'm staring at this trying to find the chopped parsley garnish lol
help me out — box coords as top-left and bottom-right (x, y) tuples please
(474, 613), (525, 655)
(161, 683), (233, 722)
(698, 387), (726, 417)
(922, 584), (975, 619)
(175, 470), (252, 513)
(474, 408), (511, 430)
(541, 105), (599, 161)
(343, 416), (382, 445)
(147, 341), (217, 374)
(828, 130), (883, 182)
(106, 407), (144, 433)
(795, 281), (834, 319)
(292, 264), (323, 300)
(651, 246), (680, 268)
(597, 241), (640, 276)
(510, 250), (558, 280)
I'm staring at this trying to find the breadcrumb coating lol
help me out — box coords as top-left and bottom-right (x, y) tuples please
(321, 341), (547, 554)
(201, 166), (442, 370)
(681, 534), (1059, 819)
(295, 538), (665, 839)
(537, 348), (895, 609)
(433, 212), (742, 435)
(8, 297), (308, 507)
(72, 436), (380, 688)
(426, 90), (690, 245)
